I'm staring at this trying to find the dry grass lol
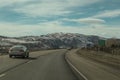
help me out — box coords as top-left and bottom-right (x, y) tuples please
(76, 49), (120, 69)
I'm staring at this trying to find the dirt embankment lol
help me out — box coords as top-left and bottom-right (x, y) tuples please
(76, 49), (120, 69)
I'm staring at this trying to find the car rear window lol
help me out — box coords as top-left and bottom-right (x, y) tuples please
(11, 46), (27, 51)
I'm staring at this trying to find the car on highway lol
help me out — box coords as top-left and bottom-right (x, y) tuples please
(9, 45), (29, 58)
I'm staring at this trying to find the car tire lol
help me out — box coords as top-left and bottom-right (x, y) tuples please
(26, 53), (29, 58)
(9, 55), (12, 58)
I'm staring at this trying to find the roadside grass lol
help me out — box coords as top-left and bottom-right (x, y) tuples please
(76, 49), (120, 69)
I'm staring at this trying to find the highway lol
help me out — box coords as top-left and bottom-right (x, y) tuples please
(0, 49), (78, 80)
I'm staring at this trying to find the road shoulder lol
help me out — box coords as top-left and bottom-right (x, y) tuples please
(66, 49), (120, 80)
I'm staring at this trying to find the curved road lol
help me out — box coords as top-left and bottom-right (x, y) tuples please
(0, 50), (78, 80)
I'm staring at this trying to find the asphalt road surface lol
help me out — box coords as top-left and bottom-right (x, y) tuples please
(0, 49), (78, 80)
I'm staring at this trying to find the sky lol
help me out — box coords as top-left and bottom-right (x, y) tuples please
(0, 0), (120, 38)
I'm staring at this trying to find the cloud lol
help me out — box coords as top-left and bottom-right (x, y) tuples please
(93, 9), (120, 18)
(77, 18), (105, 24)
(0, 22), (80, 36)
(0, 0), (119, 39)
(63, 18), (105, 24)
(13, 2), (72, 17)
(0, 21), (120, 38)
(12, 0), (100, 17)
(0, 0), (30, 7)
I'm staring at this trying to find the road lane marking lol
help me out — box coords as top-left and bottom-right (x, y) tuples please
(27, 61), (33, 63)
(65, 53), (88, 80)
(0, 74), (6, 78)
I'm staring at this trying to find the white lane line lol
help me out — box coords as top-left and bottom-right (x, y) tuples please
(0, 74), (6, 78)
(65, 54), (88, 80)
(27, 61), (33, 63)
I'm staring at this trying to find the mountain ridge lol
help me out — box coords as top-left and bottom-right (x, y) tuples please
(0, 33), (105, 50)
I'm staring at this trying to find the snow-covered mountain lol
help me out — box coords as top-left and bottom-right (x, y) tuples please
(0, 33), (103, 50)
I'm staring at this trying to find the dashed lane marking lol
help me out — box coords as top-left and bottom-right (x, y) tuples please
(0, 74), (6, 78)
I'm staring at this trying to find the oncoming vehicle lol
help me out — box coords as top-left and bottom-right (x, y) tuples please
(9, 45), (29, 58)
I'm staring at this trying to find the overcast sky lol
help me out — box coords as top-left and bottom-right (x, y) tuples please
(0, 0), (120, 38)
